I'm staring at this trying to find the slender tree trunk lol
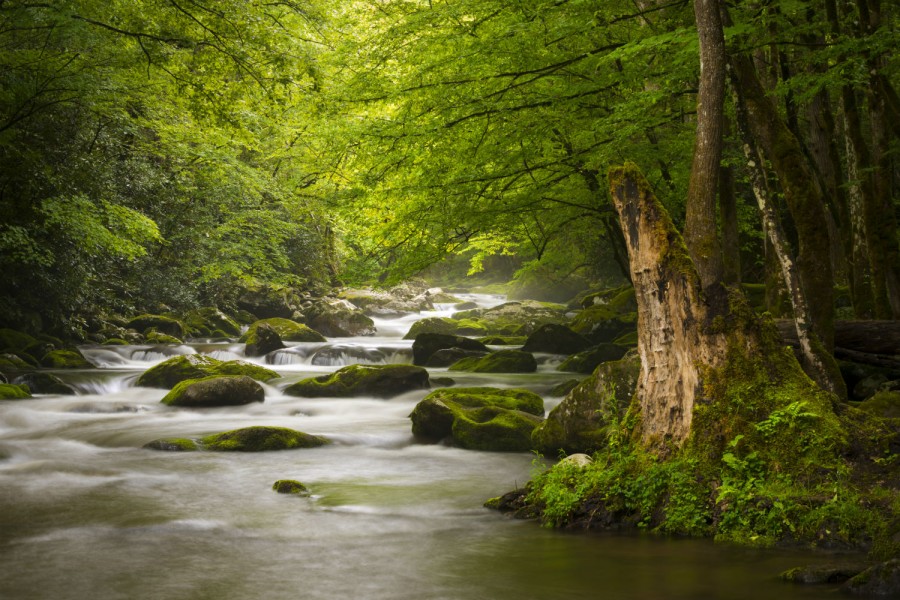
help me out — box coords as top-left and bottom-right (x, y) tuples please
(723, 5), (845, 398)
(684, 0), (726, 308)
(719, 134), (740, 286)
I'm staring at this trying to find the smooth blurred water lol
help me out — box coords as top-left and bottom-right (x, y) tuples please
(0, 295), (862, 599)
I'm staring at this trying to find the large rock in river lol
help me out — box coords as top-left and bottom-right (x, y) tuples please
(41, 349), (92, 369)
(410, 387), (544, 452)
(12, 372), (76, 395)
(136, 354), (279, 389)
(532, 353), (640, 456)
(241, 318), (326, 344)
(161, 375), (265, 407)
(305, 300), (376, 337)
(448, 349), (537, 373)
(284, 364), (430, 398)
(201, 426), (329, 452)
(522, 323), (591, 355)
(412, 333), (489, 366)
(244, 323), (285, 357)
(126, 314), (186, 339)
(557, 343), (629, 374)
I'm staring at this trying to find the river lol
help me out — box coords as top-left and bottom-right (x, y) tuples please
(0, 295), (861, 599)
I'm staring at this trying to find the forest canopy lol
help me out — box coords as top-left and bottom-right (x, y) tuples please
(0, 0), (897, 337)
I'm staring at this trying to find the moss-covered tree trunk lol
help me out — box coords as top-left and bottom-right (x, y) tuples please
(608, 165), (728, 448)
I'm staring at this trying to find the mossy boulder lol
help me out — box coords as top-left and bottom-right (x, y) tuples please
(161, 375), (265, 407)
(0, 328), (37, 352)
(236, 284), (302, 320)
(181, 307), (242, 338)
(240, 318), (326, 344)
(127, 314), (185, 338)
(409, 387), (545, 452)
(426, 348), (489, 367)
(143, 438), (199, 451)
(0, 353), (33, 371)
(843, 559), (900, 597)
(136, 354), (279, 389)
(404, 317), (489, 339)
(12, 372), (76, 395)
(284, 364), (430, 398)
(411, 332), (489, 366)
(557, 344), (629, 374)
(579, 286), (636, 313)
(780, 564), (865, 585)
(452, 300), (568, 336)
(145, 330), (183, 344)
(273, 480), (310, 495)
(41, 349), (91, 369)
(568, 305), (637, 344)
(522, 324), (592, 355)
(856, 391), (900, 418)
(0, 383), (31, 400)
(532, 354), (640, 456)
(201, 426), (329, 452)
(448, 349), (537, 373)
(478, 335), (528, 346)
(305, 300), (376, 337)
(244, 323), (285, 357)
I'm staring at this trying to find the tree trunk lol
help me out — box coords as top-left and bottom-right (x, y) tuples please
(683, 0), (726, 305)
(609, 165), (728, 448)
(720, 121), (740, 286)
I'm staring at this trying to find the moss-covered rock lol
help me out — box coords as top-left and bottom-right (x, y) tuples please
(236, 283), (302, 320)
(478, 335), (528, 346)
(568, 305), (637, 344)
(0, 383), (31, 400)
(143, 438), (199, 451)
(306, 300), (376, 337)
(453, 300), (568, 336)
(557, 344), (629, 374)
(284, 364), (430, 398)
(532, 354), (640, 456)
(201, 426), (329, 451)
(448, 349), (538, 373)
(780, 564), (865, 585)
(426, 348), (489, 367)
(411, 332), (489, 366)
(404, 317), (489, 339)
(136, 354), (279, 389)
(181, 307), (242, 338)
(127, 314), (186, 339)
(843, 559), (900, 596)
(12, 372), (76, 395)
(856, 391), (900, 419)
(580, 286), (637, 313)
(550, 379), (580, 397)
(0, 328), (37, 351)
(0, 353), (33, 370)
(41, 349), (91, 369)
(161, 375), (265, 407)
(273, 479), (310, 495)
(244, 323), (285, 357)
(409, 387), (545, 452)
(522, 324), (592, 355)
(145, 330), (183, 344)
(240, 318), (326, 344)
(612, 330), (638, 347)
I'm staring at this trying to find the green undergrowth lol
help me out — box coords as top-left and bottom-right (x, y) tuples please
(523, 313), (899, 559)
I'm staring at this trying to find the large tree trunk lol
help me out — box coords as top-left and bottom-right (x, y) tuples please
(609, 165), (728, 448)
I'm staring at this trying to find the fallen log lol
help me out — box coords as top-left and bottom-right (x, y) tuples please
(776, 320), (900, 369)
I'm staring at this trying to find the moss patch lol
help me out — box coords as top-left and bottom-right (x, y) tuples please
(0, 383), (31, 400)
(41, 349), (91, 369)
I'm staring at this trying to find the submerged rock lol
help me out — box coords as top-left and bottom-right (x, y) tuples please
(284, 364), (430, 398)
(136, 354), (279, 389)
(409, 387), (544, 452)
(532, 354), (640, 456)
(161, 375), (264, 407)
(843, 559), (900, 596)
(202, 426), (329, 452)
(448, 349), (537, 373)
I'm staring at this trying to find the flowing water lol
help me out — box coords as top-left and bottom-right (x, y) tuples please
(0, 295), (862, 599)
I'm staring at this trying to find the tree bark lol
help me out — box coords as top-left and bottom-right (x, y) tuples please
(683, 0), (726, 306)
(609, 165), (728, 448)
